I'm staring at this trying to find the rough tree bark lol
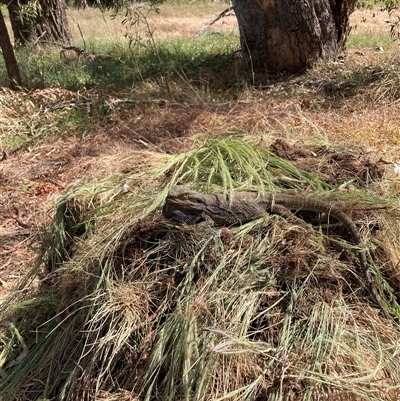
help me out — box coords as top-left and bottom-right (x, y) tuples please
(7, 0), (73, 46)
(0, 10), (22, 89)
(234, 0), (357, 73)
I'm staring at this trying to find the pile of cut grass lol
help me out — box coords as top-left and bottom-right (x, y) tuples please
(1, 137), (400, 401)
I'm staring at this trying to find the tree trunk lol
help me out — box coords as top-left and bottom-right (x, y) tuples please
(0, 10), (22, 89)
(7, 0), (73, 46)
(234, 0), (357, 73)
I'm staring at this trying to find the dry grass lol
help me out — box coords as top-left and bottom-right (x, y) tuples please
(350, 7), (395, 47)
(1, 3), (400, 400)
(66, 5), (394, 51)
(64, 5), (394, 46)
(66, 2), (237, 45)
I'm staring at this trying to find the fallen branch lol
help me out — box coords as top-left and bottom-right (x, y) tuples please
(0, 236), (31, 255)
(40, 96), (250, 116)
(193, 5), (235, 38)
(106, 98), (249, 110)
(106, 98), (169, 108)
(39, 40), (94, 61)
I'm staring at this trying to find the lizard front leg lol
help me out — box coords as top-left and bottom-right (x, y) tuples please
(269, 204), (311, 230)
(163, 204), (204, 224)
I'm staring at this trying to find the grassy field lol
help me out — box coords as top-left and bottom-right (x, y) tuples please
(1, 3), (400, 400)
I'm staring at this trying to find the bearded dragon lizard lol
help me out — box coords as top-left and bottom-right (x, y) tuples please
(163, 185), (389, 318)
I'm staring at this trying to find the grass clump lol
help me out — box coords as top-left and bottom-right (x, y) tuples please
(0, 87), (105, 152)
(154, 136), (331, 194)
(1, 138), (400, 400)
(0, 89), (48, 150)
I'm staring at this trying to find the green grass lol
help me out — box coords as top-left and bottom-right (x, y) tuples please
(347, 28), (394, 49)
(356, 0), (384, 9)
(1, 32), (242, 95)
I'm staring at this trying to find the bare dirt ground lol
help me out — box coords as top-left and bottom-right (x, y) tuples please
(1, 7), (400, 303)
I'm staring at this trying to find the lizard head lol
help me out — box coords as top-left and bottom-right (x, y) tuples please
(164, 185), (206, 213)
(163, 185), (207, 224)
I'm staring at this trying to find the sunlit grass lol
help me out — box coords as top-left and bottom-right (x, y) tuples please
(347, 27), (394, 48)
(8, 28), (240, 92)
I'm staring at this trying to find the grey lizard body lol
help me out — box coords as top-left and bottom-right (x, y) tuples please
(163, 185), (389, 318)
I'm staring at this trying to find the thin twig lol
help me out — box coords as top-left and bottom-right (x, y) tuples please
(74, 18), (87, 53)
(107, 98), (169, 107)
(193, 6), (235, 38)
(31, 30), (47, 47)
(39, 40), (94, 60)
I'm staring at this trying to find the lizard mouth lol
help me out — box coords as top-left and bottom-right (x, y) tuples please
(165, 197), (206, 213)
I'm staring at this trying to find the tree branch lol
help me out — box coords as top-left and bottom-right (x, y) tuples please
(193, 6), (235, 38)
